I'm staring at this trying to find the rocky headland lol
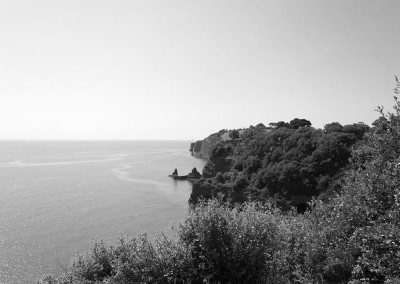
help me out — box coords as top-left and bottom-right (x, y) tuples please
(188, 120), (370, 211)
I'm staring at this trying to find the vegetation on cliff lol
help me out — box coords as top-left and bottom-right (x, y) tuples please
(190, 118), (370, 210)
(39, 79), (400, 283)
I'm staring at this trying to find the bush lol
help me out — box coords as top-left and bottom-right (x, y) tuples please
(179, 199), (289, 283)
(202, 161), (216, 178)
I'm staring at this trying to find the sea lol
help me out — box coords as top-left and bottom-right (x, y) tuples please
(0, 140), (206, 284)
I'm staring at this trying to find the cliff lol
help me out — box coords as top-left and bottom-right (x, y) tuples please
(190, 132), (237, 204)
(191, 132), (224, 161)
(188, 121), (370, 211)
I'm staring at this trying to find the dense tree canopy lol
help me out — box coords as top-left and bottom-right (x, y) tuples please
(229, 129), (240, 140)
(192, 118), (368, 208)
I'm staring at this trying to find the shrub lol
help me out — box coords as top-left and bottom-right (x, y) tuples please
(179, 199), (289, 283)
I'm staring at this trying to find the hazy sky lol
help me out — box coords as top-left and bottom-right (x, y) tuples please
(1, 1), (399, 140)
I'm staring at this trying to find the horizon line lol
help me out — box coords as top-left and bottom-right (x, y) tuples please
(0, 138), (197, 142)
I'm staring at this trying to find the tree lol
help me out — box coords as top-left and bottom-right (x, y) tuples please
(289, 118), (312, 129)
(342, 122), (370, 140)
(276, 121), (291, 128)
(324, 122), (343, 133)
(316, 79), (400, 282)
(229, 129), (240, 140)
(255, 123), (267, 130)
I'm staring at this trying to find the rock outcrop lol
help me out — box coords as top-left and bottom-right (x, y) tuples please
(191, 133), (223, 161)
(189, 132), (237, 204)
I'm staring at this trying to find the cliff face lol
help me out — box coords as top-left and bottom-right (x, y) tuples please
(192, 133), (223, 161)
(190, 133), (236, 204)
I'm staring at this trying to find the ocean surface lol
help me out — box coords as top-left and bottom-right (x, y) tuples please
(0, 141), (206, 283)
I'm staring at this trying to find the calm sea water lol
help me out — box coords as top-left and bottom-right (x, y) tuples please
(0, 141), (206, 284)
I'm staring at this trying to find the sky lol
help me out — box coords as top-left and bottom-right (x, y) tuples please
(0, 0), (399, 140)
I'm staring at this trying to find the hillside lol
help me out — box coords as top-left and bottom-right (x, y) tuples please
(190, 120), (370, 211)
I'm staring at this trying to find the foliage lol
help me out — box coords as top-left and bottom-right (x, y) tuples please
(179, 199), (289, 283)
(269, 118), (311, 130)
(201, 161), (216, 178)
(229, 129), (240, 140)
(289, 118), (312, 129)
(40, 79), (400, 284)
(288, 83), (400, 283)
(193, 141), (202, 153)
(192, 117), (368, 208)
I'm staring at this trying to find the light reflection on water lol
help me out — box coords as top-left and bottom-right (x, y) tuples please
(0, 141), (206, 283)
